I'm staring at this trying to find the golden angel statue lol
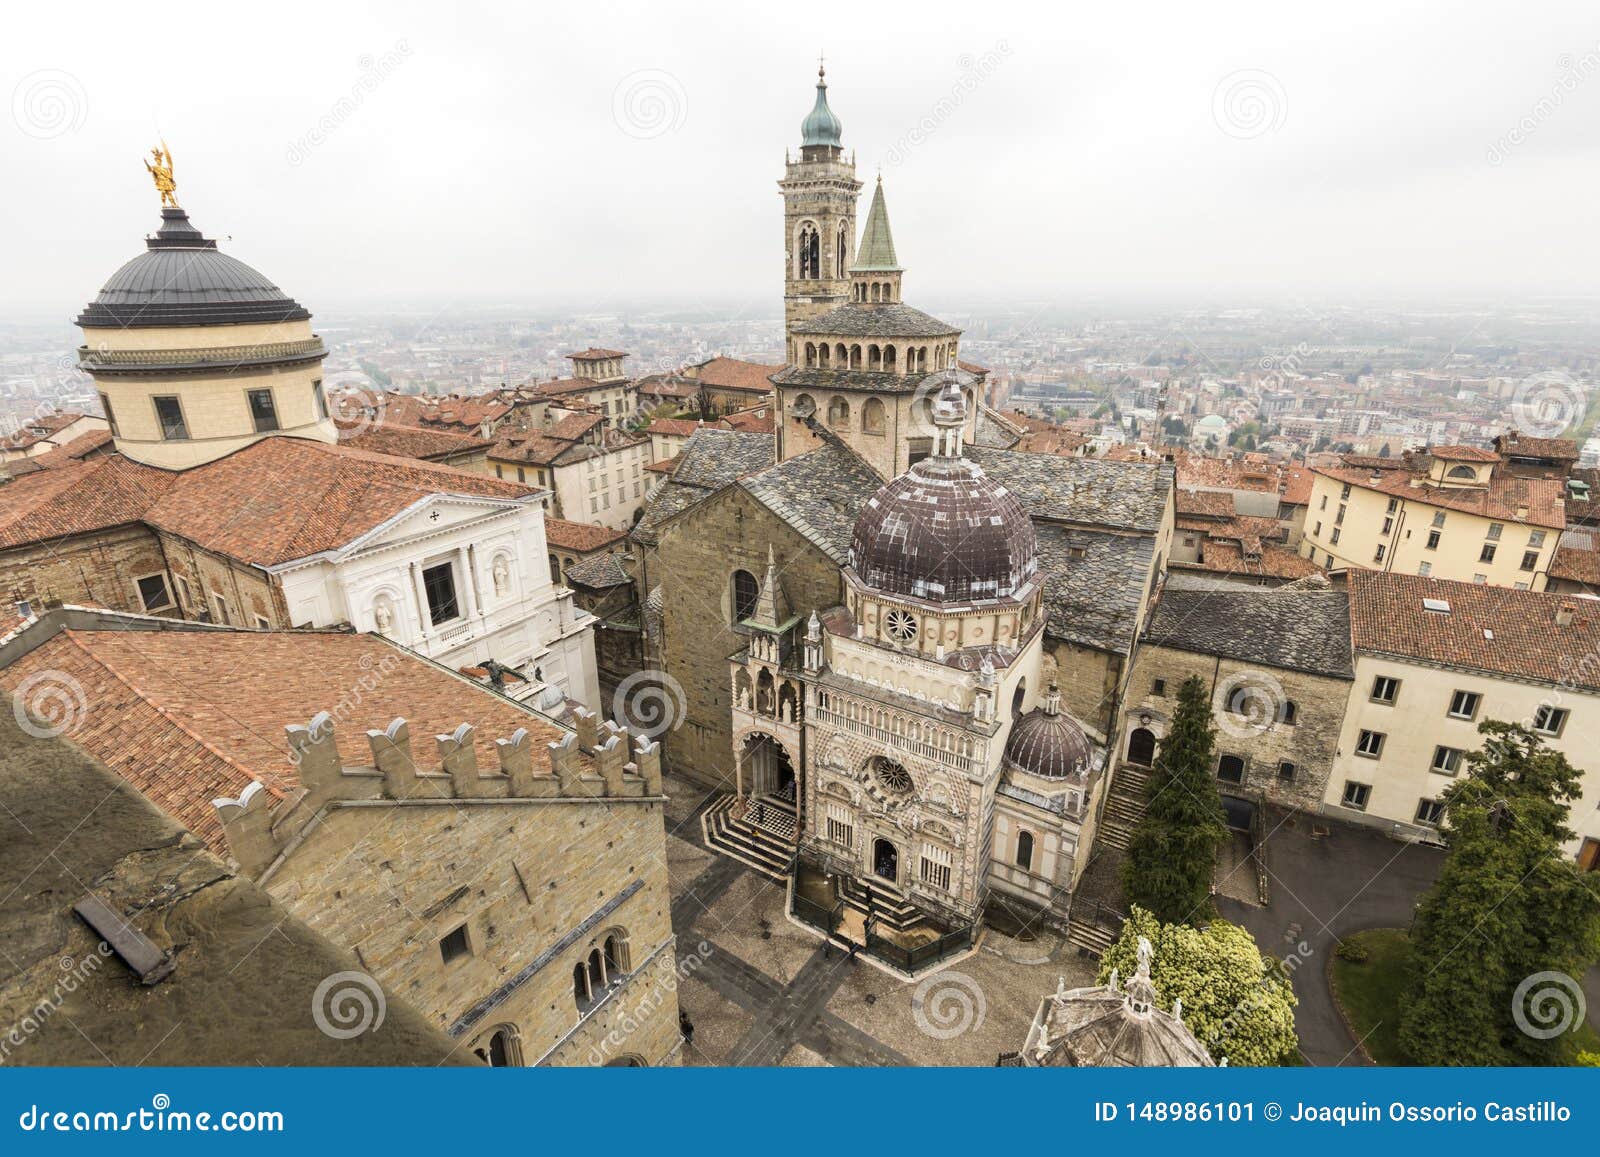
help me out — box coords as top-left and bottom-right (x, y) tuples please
(144, 142), (178, 208)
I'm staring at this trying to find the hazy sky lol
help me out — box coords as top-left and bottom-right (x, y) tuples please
(5, 1), (1600, 318)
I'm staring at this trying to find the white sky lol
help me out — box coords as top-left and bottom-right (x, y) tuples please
(4, 1), (1600, 317)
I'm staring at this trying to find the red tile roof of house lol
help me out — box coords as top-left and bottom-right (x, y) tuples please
(1428, 443), (1501, 462)
(1312, 462), (1565, 529)
(1175, 488), (1236, 519)
(21, 428), (116, 471)
(691, 356), (781, 394)
(0, 623), (580, 855)
(1177, 539), (1323, 581)
(0, 411), (89, 452)
(0, 438), (534, 564)
(645, 455), (680, 475)
(647, 418), (702, 438)
(717, 406), (775, 434)
(1348, 570), (1600, 691)
(1495, 431), (1580, 462)
(567, 348), (629, 361)
(544, 518), (627, 553)
(336, 420), (490, 461)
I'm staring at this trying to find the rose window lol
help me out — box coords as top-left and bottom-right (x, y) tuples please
(873, 758), (914, 796)
(885, 608), (917, 644)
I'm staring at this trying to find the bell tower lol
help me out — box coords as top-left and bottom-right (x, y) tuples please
(779, 63), (861, 354)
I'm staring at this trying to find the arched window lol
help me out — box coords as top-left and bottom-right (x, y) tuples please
(1012, 679), (1027, 719)
(804, 342), (817, 368)
(482, 1026), (521, 1067)
(548, 554), (561, 583)
(1015, 830), (1035, 871)
(850, 345), (862, 369)
(1127, 727), (1156, 766)
(862, 397), (886, 435)
(1447, 464), (1477, 480)
(793, 393), (816, 419)
(1218, 754), (1246, 784)
(603, 931), (629, 976)
(573, 961), (591, 1009)
(828, 396), (850, 427)
(1278, 700), (1298, 725)
(588, 948), (606, 990)
(883, 345), (897, 372)
(799, 223), (819, 279)
(836, 222), (848, 278)
(871, 283), (881, 303)
(835, 342), (848, 366)
(868, 344), (881, 371)
(732, 569), (760, 623)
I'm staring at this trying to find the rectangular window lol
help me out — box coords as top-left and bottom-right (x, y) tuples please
(253, 614), (271, 629)
(1386, 497), (1399, 513)
(439, 924), (471, 964)
(172, 573), (191, 609)
(1335, 504), (1346, 526)
(135, 573), (174, 612)
(422, 561), (460, 625)
(1431, 746), (1463, 776)
(1341, 483), (1352, 500)
(825, 803), (854, 849)
(1151, 678), (1167, 697)
(1534, 705), (1569, 737)
(495, 463), (503, 478)
(99, 392), (119, 438)
(1418, 561), (1432, 576)
(1312, 521), (1322, 536)
(1371, 675), (1399, 704)
(1529, 530), (1547, 548)
(312, 379), (329, 420)
(1415, 799), (1446, 827)
(1342, 781), (1372, 811)
(1487, 523), (1503, 541)
(1355, 729), (1385, 758)
(517, 467), (526, 483)
(247, 388), (280, 433)
(1374, 545), (1386, 563)
(1432, 511), (1446, 528)
(1448, 690), (1480, 720)
(1330, 527), (1341, 545)
(1479, 543), (1497, 563)
(209, 591), (231, 625)
(920, 843), (952, 891)
(1381, 516), (1393, 535)
(153, 395), (189, 440)
(1521, 551), (1539, 571)
(1319, 495), (1328, 510)
(1426, 529), (1441, 550)
(1277, 761), (1297, 782)
(1473, 573), (1488, 584)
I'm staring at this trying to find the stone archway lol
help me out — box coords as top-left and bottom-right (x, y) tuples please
(1126, 727), (1156, 766)
(738, 731), (796, 799)
(872, 837), (899, 883)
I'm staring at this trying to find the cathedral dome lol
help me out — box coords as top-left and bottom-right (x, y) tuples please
(849, 452), (1037, 603)
(1004, 685), (1092, 780)
(800, 67), (843, 148)
(77, 208), (311, 329)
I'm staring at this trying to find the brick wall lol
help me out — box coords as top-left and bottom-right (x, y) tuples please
(0, 525), (176, 616)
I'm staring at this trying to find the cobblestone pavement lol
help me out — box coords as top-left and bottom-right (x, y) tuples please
(661, 773), (1097, 1066)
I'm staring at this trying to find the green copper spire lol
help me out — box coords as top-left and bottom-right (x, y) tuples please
(800, 63), (843, 148)
(851, 175), (901, 272)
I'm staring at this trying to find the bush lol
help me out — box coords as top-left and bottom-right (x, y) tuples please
(1335, 940), (1370, 964)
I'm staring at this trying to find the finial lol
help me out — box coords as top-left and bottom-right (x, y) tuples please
(144, 140), (179, 209)
(818, 52), (826, 80)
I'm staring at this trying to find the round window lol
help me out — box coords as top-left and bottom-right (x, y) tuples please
(873, 758), (914, 796)
(885, 608), (917, 644)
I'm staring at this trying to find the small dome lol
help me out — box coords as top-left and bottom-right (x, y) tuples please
(849, 455), (1037, 603)
(800, 67), (843, 148)
(77, 208), (310, 329)
(1005, 685), (1092, 780)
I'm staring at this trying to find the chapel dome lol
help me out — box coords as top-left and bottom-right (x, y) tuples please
(848, 453), (1037, 603)
(800, 67), (843, 148)
(1004, 685), (1092, 780)
(77, 207), (311, 329)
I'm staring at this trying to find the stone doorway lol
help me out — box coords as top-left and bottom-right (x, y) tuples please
(873, 837), (899, 883)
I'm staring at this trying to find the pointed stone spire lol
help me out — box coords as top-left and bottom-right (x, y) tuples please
(748, 545), (794, 630)
(850, 175), (901, 273)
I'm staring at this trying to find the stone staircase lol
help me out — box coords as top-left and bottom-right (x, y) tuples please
(1096, 762), (1154, 851)
(839, 873), (925, 933)
(701, 793), (795, 880)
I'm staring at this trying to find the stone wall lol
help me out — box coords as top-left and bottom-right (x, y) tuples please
(1121, 643), (1350, 811)
(157, 531), (287, 627)
(0, 525), (176, 617)
(653, 486), (844, 788)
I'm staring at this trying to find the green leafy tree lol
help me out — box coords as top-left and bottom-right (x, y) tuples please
(1123, 675), (1229, 924)
(1099, 907), (1300, 1066)
(1399, 722), (1600, 1065)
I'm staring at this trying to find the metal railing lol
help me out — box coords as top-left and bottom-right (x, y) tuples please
(865, 923), (974, 973)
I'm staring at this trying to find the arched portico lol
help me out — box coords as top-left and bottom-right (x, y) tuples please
(735, 730), (797, 800)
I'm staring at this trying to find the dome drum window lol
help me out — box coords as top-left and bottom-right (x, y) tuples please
(884, 608), (917, 644)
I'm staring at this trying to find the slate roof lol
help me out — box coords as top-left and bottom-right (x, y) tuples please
(1142, 585), (1354, 679)
(1035, 524), (1155, 655)
(967, 448), (1173, 533)
(563, 551), (633, 589)
(631, 429), (774, 545)
(788, 302), (960, 338)
(741, 442), (890, 563)
(1348, 570), (1600, 691)
(771, 364), (968, 397)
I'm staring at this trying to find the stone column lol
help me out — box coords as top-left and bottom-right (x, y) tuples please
(457, 546), (479, 622)
(409, 561), (433, 643)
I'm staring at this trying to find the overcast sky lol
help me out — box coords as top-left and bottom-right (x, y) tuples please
(5, 1), (1600, 319)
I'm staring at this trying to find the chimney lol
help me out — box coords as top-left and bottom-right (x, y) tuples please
(1557, 603), (1575, 628)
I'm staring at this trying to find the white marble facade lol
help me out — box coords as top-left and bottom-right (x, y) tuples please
(271, 491), (600, 710)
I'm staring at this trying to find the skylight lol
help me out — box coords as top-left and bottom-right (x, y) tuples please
(1422, 598), (1451, 614)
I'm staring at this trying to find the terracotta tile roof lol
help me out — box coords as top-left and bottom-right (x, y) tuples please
(1177, 540), (1323, 581)
(691, 356), (782, 394)
(717, 406), (775, 434)
(336, 420), (489, 461)
(645, 455), (679, 475)
(567, 348), (629, 361)
(544, 518), (626, 553)
(1495, 431), (1579, 462)
(0, 411), (88, 452)
(0, 455), (175, 549)
(1175, 488), (1236, 519)
(1013, 427), (1088, 456)
(1312, 463), (1565, 529)
(17, 428), (116, 472)
(1348, 570), (1600, 691)
(647, 418), (702, 438)
(1428, 443), (1500, 463)
(0, 624), (580, 855)
(1549, 533), (1600, 587)
(533, 377), (609, 398)
(957, 359), (989, 376)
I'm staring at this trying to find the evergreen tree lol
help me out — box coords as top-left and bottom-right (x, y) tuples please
(1399, 722), (1600, 1065)
(1100, 906), (1299, 1066)
(1123, 675), (1230, 925)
